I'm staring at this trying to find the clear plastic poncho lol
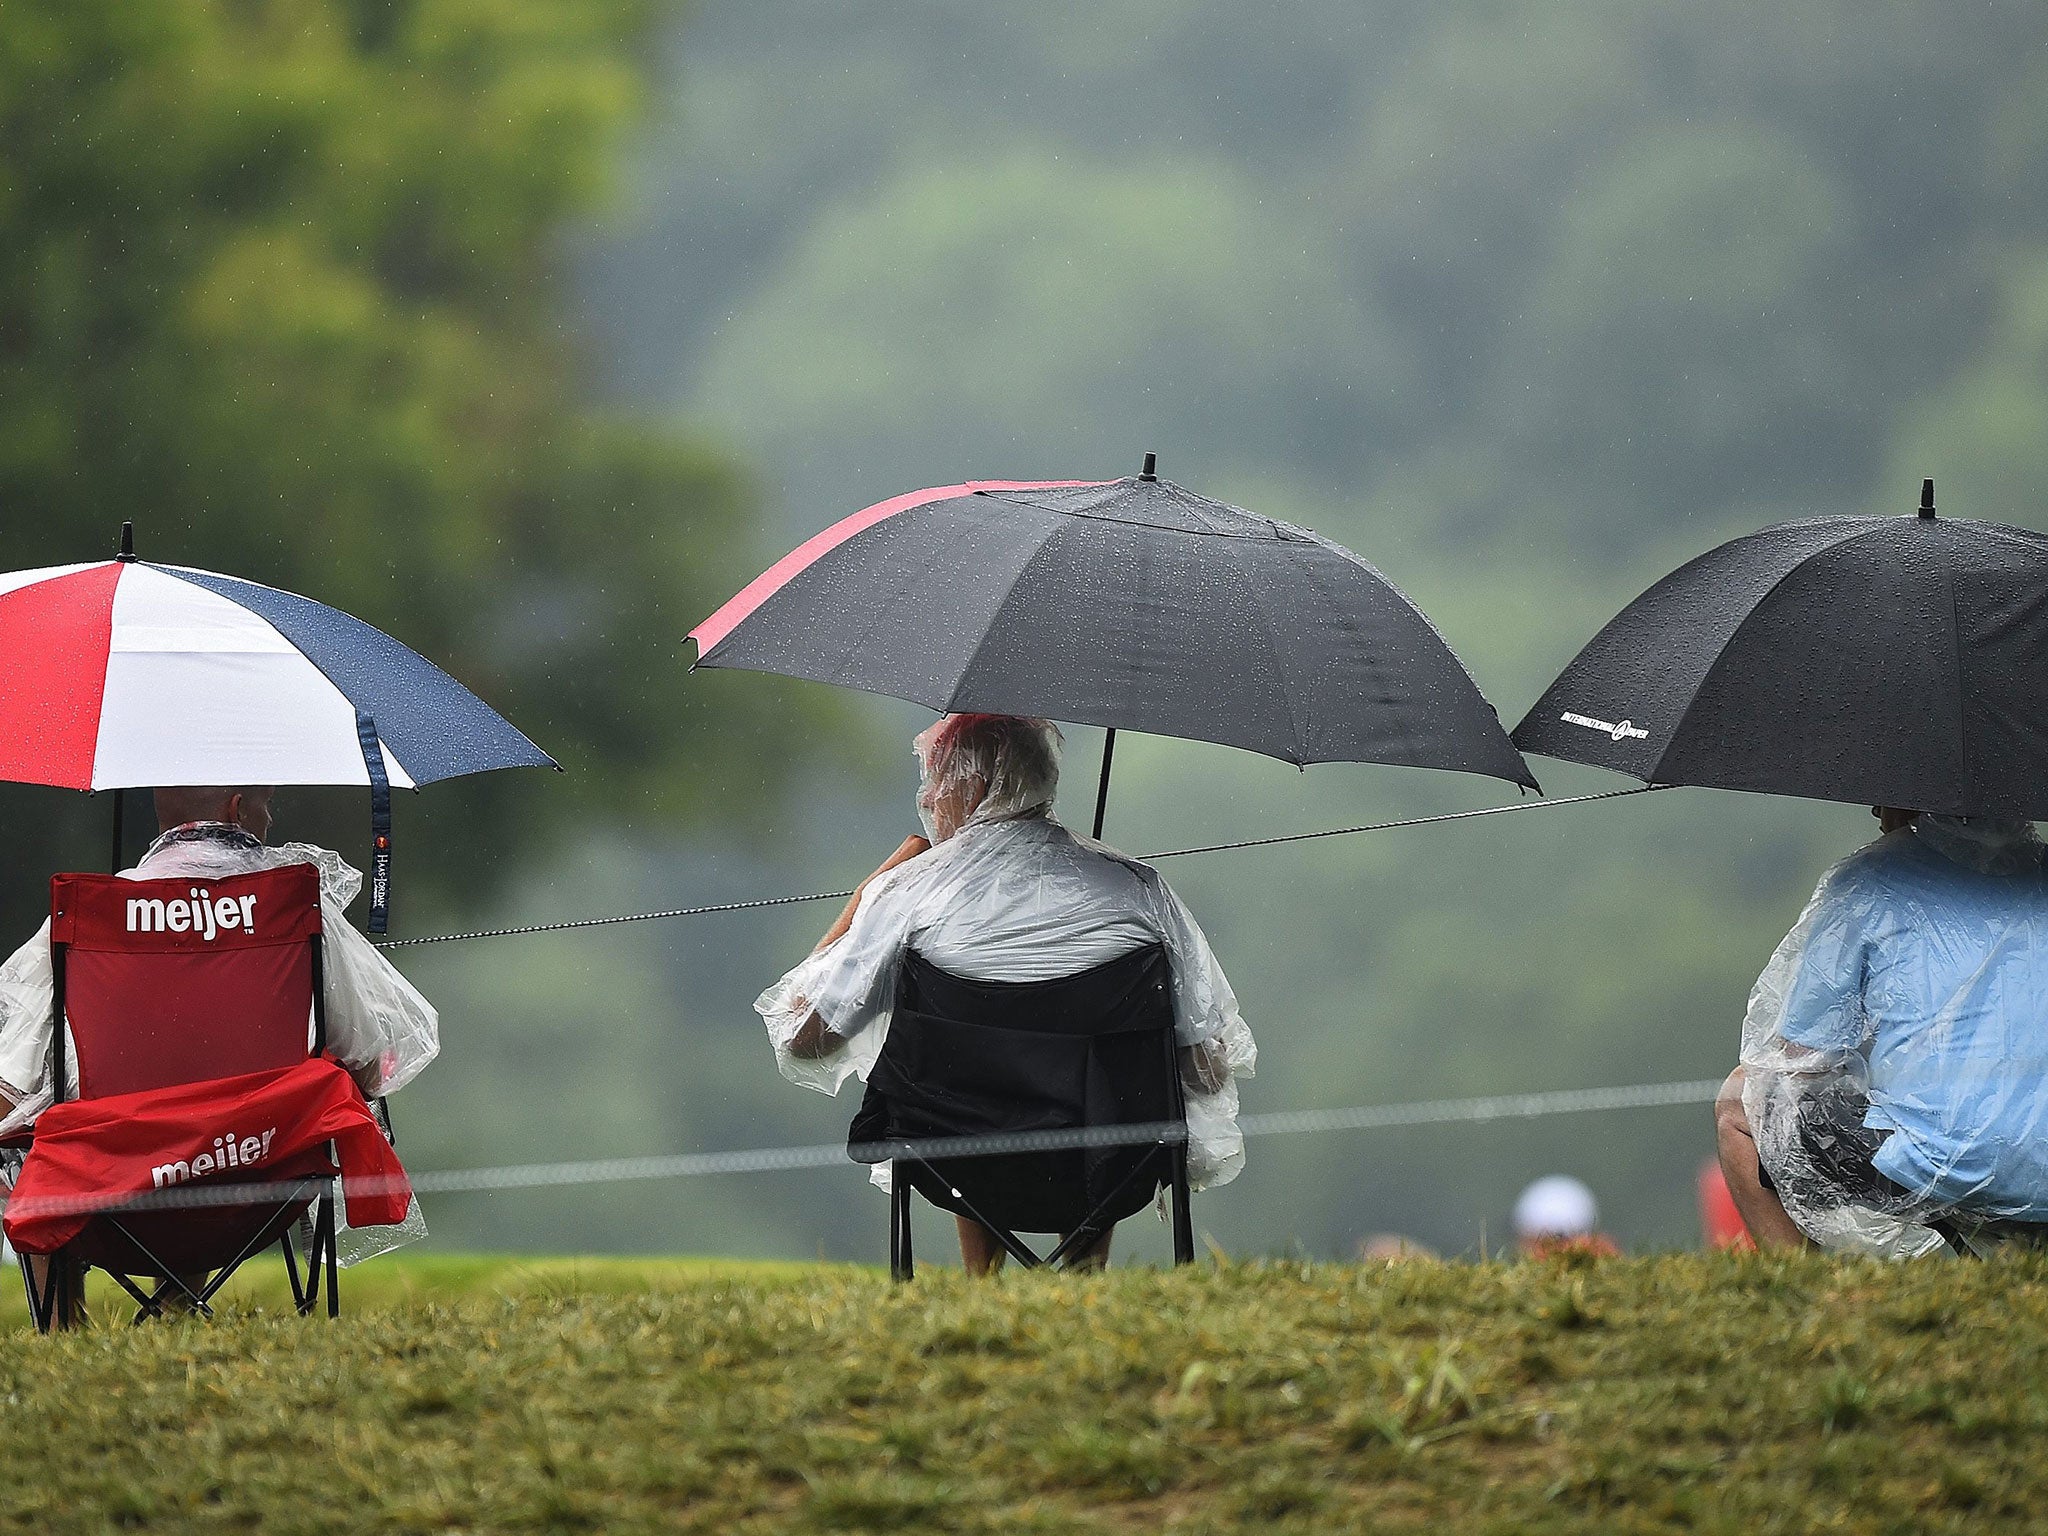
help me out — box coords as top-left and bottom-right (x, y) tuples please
(758, 716), (1257, 1191)
(1742, 814), (2048, 1258)
(0, 823), (437, 1263)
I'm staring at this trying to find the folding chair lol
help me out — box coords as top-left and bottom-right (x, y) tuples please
(19, 865), (342, 1329)
(849, 943), (1196, 1278)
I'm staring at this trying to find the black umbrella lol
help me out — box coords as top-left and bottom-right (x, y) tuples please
(1514, 480), (2048, 818)
(692, 457), (1535, 831)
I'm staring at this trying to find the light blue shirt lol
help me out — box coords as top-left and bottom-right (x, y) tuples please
(1777, 828), (2048, 1217)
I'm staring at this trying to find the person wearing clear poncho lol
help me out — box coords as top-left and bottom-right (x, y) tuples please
(1716, 807), (2048, 1258)
(758, 713), (1257, 1274)
(0, 786), (436, 1277)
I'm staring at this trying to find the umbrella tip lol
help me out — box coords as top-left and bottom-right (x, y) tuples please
(1139, 451), (1158, 482)
(116, 521), (135, 561)
(1919, 478), (1936, 519)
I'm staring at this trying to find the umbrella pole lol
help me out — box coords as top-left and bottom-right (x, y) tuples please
(1090, 729), (1116, 839)
(1084, 455), (1153, 839)
(106, 521), (137, 874)
(107, 521), (136, 874)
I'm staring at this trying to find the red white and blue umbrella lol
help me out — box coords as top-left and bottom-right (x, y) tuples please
(0, 540), (555, 927)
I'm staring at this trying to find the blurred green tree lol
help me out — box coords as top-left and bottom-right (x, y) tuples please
(557, 0), (2048, 1259)
(0, 0), (806, 925)
(692, 147), (1404, 527)
(1884, 254), (2048, 524)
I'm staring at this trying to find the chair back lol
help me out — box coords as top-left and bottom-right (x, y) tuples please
(852, 943), (1180, 1233)
(49, 865), (323, 1100)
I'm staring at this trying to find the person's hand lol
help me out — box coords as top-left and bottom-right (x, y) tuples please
(789, 1011), (847, 1060)
(1179, 1039), (1229, 1095)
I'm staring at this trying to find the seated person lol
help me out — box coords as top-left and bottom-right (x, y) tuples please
(758, 714), (1256, 1274)
(0, 786), (438, 1276)
(1716, 807), (2048, 1256)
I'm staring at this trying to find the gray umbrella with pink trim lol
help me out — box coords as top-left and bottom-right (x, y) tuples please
(691, 456), (1535, 831)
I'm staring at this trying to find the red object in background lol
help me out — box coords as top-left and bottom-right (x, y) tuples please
(1521, 1232), (1622, 1260)
(4, 1056), (410, 1254)
(1699, 1157), (1754, 1249)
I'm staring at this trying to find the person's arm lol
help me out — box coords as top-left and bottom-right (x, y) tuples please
(782, 837), (931, 1058)
(1747, 871), (1872, 1064)
(1714, 1067), (1814, 1250)
(1733, 869), (1881, 1248)
(1150, 875), (1255, 1088)
(759, 841), (928, 1090)
(316, 911), (440, 1097)
(0, 921), (56, 1120)
(814, 836), (929, 953)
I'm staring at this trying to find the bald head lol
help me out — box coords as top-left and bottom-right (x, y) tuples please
(153, 786), (275, 843)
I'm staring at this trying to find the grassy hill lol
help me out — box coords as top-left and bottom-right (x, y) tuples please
(0, 1249), (2043, 1532)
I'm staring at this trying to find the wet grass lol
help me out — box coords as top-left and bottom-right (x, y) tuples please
(0, 1247), (2045, 1532)
(0, 1250), (825, 1331)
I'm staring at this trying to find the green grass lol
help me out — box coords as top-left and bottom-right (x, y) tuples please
(1, 1248), (2046, 1532)
(0, 1251), (827, 1330)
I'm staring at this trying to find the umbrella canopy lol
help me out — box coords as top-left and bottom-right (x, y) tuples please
(691, 471), (1535, 790)
(0, 541), (556, 932)
(1512, 484), (2048, 818)
(0, 554), (555, 791)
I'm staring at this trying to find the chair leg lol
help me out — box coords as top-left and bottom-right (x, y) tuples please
(18, 1252), (41, 1331)
(890, 1164), (913, 1282)
(107, 1270), (167, 1326)
(1035, 1149), (1170, 1271)
(322, 1186), (339, 1319)
(912, 1164), (1045, 1269)
(51, 1254), (81, 1331)
(1043, 1224), (1111, 1270)
(1171, 1146), (1195, 1266)
(110, 1199), (300, 1319)
(282, 1228), (310, 1315)
(20, 1252), (53, 1334)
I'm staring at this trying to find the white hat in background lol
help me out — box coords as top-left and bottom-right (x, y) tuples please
(1514, 1175), (1599, 1240)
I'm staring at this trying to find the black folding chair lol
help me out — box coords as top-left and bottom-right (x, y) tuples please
(849, 943), (1196, 1278)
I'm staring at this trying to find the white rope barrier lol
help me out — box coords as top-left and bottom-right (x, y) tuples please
(3, 1077), (1722, 1221)
(375, 786), (1667, 950)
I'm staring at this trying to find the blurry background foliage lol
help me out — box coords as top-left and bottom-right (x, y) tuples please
(7, 0), (2048, 1260)
(0, 0), (819, 908)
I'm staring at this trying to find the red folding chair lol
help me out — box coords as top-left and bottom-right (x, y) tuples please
(19, 865), (342, 1329)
